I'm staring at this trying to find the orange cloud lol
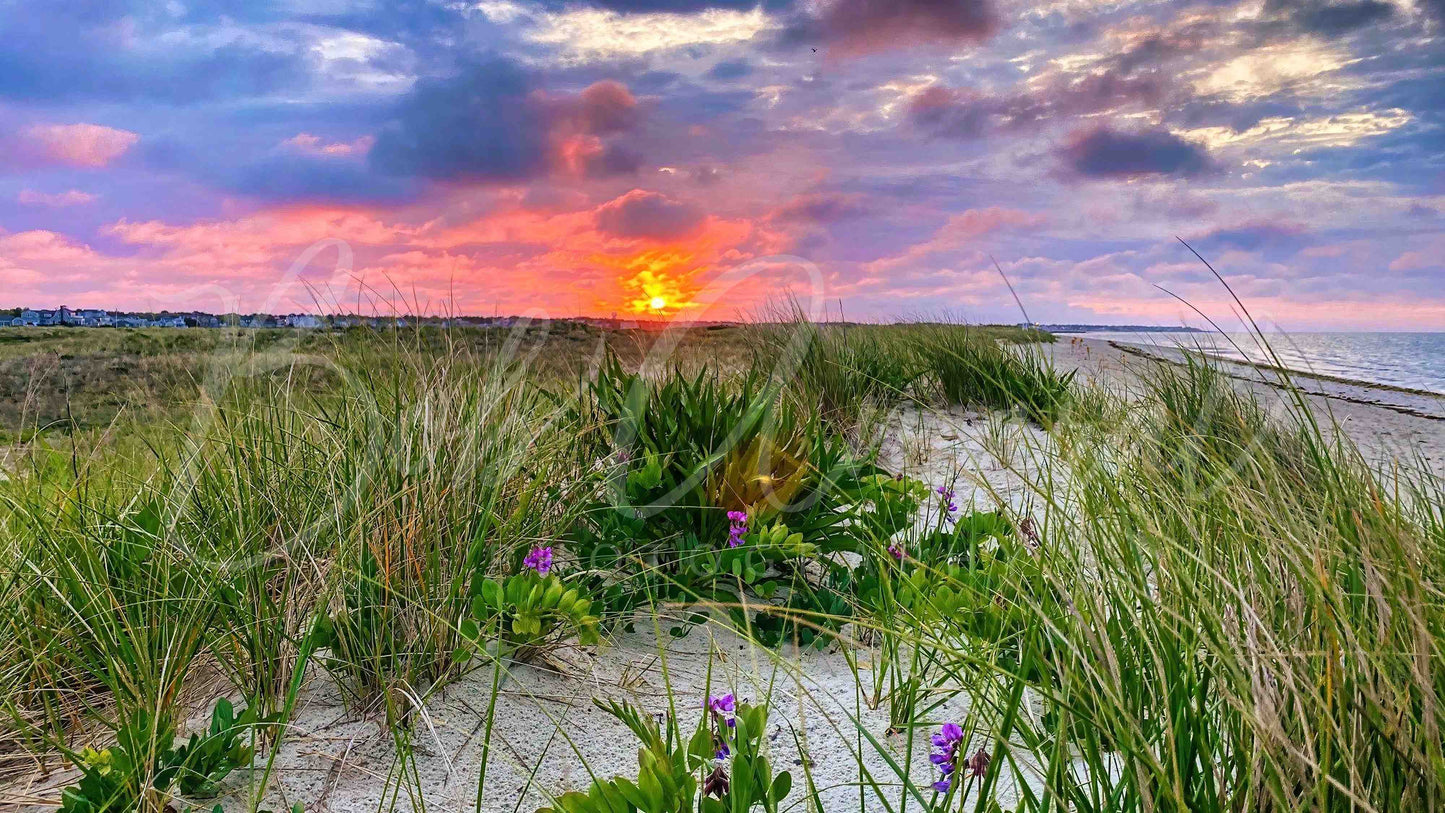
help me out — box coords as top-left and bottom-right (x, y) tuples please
(24, 123), (138, 167)
(49, 190), (782, 317)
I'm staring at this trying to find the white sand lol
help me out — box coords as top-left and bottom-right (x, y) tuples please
(1047, 337), (1444, 476)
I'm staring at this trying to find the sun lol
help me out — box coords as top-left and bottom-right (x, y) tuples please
(648, 296), (667, 311)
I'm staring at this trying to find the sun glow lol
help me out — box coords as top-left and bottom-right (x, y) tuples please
(649, 296), (668, 311)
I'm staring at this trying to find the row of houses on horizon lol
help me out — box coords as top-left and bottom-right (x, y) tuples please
(7, 306), (535, 330)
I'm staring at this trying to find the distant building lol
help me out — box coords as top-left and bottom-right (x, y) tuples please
(18, 309), (40, 326)
(287, 314), (323, 329)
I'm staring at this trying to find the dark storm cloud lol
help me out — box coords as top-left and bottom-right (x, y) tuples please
(370, 60), (553, 182)
(371, 62), (646, 183)
(1060, 126), (1215, 179)
(909, 72), (1166, 139)
(1261, 0), (1395, 35)
(707, 60), (754, 81)
(595, 190), (705, 240)
(783, 0), (997, 56)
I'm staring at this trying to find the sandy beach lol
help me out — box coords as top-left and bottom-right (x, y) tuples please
(1047, 337), (1445, 477)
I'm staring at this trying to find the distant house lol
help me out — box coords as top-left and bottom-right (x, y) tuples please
(77, 309), (113, 327)
(18, 309), (40, 326)
(115, 315), (149, 328)
(158, 316), (188, 328)
(287, 314), (323, 329)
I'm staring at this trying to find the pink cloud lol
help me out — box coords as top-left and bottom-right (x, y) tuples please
(863, 207), (1047, 274)
(24, 123), (138, 168)
(18, 189), (98, 207)
(281, 133), (375, 158)
(1389, 250), (1439, 272)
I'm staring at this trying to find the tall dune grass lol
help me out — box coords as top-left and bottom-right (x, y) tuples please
(0, 320), (1440, 812)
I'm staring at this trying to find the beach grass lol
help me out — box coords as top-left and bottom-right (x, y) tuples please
(0, 319), (1440, 812)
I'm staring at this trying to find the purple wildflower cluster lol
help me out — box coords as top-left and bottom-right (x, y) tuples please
(930, 723), (990, 793)
(707, 693), (737, 728)
(707, 693), (737, 760)
(929, 723), (964, 791)
(887, 542), (905, 561)
(726, 511), (748, 548)
(523, 546), (553, 577)
(936, 485), (957, 517)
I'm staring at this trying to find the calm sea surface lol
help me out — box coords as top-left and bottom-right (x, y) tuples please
(1074, 332), (1445, 396)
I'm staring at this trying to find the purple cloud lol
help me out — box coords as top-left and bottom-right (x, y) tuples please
(595, 190), (705, 240)
(1060, 126), (1215, 179)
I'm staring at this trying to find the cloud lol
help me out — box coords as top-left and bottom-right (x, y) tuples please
(864, 206), (1045, 273)
(1261, 0), (1395, 35)
(1195, 220), (1308, 250)
(17, 189), (98, 207)
(595, 189), (706, 240)
(371, 62), (646, 184)
(707, 59), (753, 80)
(1060, 126), (1215, 179)
(566, 81), (640, 134)
(281, 134), (375, 158)
(370, 60), (552, 182)
(0, 3), (311, 104)
(794, 0), (997, 57)
(772, 193), (873, 223)
(23, 123), (138, 167)
(527, 6), (770, 58)
(909, 72), (1166, 139)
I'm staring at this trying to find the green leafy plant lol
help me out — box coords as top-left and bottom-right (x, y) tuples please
(463, 571), (601, 660)
(538, 696), (792, 813)
(568, 354), (919, 646)
(59, 700), (259, 813)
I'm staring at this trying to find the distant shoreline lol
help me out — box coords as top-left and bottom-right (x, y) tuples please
(1106, 341), (1445, 421)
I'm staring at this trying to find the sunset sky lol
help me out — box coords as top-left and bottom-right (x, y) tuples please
(1, 0), (1443, 328)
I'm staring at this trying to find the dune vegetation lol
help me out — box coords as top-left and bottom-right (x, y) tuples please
(0, 318), (1441, 813)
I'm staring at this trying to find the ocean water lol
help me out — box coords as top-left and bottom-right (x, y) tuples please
(1074, 332), (1445, 395)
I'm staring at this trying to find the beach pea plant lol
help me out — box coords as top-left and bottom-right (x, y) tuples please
(60, 699), (260, 813)
(570, 354), (921, 642)
(537, 695), (791, 813)
(461, 547), (601, 661)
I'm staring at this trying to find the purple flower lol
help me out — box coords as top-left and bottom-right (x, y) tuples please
(887, 543), (905, 561)
(935, 485), (957, 515)
(615, 448), (632, 463)
(930, 722), (965, 794)
(714, 744), (730, 761)
(707, 693), (737, 727)
(523, 546), (554, 577)
(725, 510), (748, 548)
